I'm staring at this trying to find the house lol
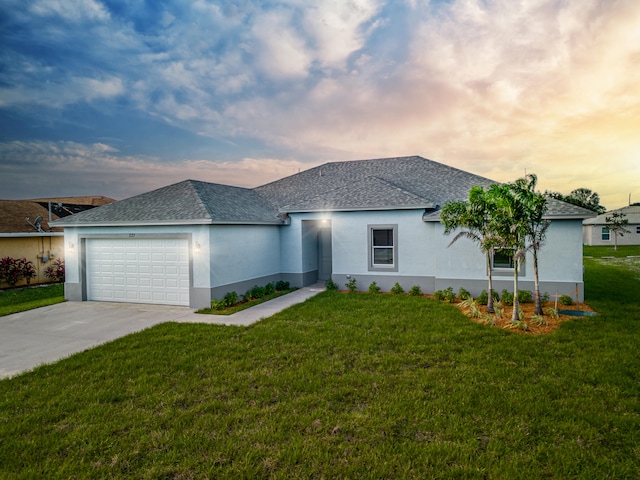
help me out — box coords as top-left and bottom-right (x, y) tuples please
(0, 197), (114, 288)
(582, 205), (640, 246)
(55, 156), (594, 308)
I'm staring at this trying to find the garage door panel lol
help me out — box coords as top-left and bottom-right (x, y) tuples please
(87, 238), (190, 306)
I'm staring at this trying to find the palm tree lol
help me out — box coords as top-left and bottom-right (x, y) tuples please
(440, 186), (501, 313)
(509, 174), (549, 315)
(488, 183), (528, 322)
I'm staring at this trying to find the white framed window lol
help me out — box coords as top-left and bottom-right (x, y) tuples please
(601, 227), (610, 241)
(368, 225), (398, 272)
(492, 248), (515, 269)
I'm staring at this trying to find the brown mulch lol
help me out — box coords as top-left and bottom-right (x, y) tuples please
(453, 300), (597, 335)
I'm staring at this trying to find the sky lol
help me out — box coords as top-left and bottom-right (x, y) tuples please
(1, 0), (639, 209)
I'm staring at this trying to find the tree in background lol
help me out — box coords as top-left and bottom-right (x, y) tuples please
(546, 187), (606, 214)
(604, 212), (630, 251)
(441, 186), (501, 313)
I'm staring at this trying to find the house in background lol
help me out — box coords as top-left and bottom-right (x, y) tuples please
(582, 205), (640, 246)
(56, 156), (595, 308)
(0, 196), (114, 288)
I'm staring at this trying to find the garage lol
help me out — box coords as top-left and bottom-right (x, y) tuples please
(86, 238), (190, 306)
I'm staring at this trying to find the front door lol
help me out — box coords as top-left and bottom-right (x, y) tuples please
(318, 227), (332, 281)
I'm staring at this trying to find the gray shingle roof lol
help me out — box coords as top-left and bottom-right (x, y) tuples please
(255, 156), (496, 212)
(54, 180), (282, 226)
(583, 205), (640, 225)
(54, 156), (595, 226)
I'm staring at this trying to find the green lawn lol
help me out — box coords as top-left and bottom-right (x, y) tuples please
(1, 249), (639, 478)
(0, 284), (64, 317)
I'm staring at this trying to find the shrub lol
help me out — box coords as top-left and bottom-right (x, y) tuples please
(250, 285), (266, 299)
(531, 314), (548, 326)
(501, 289), (514, 306)
(494, 300), (504, 319)
(211, 299), (227, 311)
(346, 277), (358, 293)
(443, 287), (456, 303)
(45, 258), (65, 283)
(458, 297), (481, 318)
(540, 291), (550, 304)
(223, 291), (238, 307)
(1, 257), (25, 287)
(275, 280), (290, 291)
(545, 307), (559, 319)
(325, 279), (338, 291)
(518, 290), (533, 303)
(477, 289), (499, 306)
(559, 295), (573, 306)
(264, 282), (275, 295)
(368, 281), (381, 294)
(458, 287), (471, 301)
(433, 290), (445, 301)
(390, 282), (404, 294)
(409, 285), (422, 296)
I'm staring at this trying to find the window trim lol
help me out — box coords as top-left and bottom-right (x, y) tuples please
(601, 226), (610, 241)
(636, 226), (640, 235)
(368, 224), (398, 272)
(490, 247), (525, 276)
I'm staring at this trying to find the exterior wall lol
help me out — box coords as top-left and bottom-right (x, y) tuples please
(0, 235), (64, 288)
(582, 223), (640, 246)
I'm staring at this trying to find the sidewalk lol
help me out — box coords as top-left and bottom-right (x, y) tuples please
(175, 283), (326, 326)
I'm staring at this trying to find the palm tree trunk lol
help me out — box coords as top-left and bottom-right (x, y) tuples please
(533, 250), (543, 315)
(511, 262), (520, 322)
(486, 250), (495, 314)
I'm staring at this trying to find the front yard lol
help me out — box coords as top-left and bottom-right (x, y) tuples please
(0, 248), (639, 478)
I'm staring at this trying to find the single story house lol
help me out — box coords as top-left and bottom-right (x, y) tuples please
(0, 196), (114, 288)
(582, 205), (640, 246)
(55, 156), (594, 308)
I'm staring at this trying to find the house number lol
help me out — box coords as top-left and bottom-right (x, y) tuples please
(129, 233), (136, 238)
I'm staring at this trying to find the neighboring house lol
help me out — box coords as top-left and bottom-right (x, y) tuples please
(55, 156), (595, 308)
(0, 196), (114, 288)
(582, 205), (640, 246)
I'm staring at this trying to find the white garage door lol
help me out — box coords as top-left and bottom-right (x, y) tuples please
(87, 238), (190, 306)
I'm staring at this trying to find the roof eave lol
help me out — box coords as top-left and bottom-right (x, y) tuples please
(282, 203), (436, 214)
(54, 219), (285, 227)
(0, 232), (65, 237)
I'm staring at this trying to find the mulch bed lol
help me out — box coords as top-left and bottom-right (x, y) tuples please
(453, 300), (597, 335)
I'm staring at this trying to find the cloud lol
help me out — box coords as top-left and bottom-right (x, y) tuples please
(0, 140), (311, 200)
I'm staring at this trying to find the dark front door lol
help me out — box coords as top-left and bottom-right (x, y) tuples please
(318, 227), (332, 281)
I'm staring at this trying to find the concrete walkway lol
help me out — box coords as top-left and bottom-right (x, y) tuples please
(0, 284), (325, 379)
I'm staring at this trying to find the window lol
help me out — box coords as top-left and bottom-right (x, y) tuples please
(368, 225), (398, 272)
(492, 248), (515, 269)
(601, 227), (610, 241)
(636, 226), (640, 235)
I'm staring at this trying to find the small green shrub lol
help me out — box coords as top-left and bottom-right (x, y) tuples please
(501, 289), (514, 306)
(477, 289), (499, 306)
(346, 277), (358, 293)
(518, 290), (533, 303)
(494, 300), (504, 319)
(559, 295), (573, 306)
(211, 299), (227, 311)
(506, 320), (528, 331)
(540, 291), (550, 304)
(433, 290), (444, 301)
(458, 297), (481, 318)
(545, 307), (559, 319)
(409, 285), (422, 296)
(242, 291), (253, 302)
(458, 287), (471, 301)
(223, 291), (238, 307)
(443, 287), (456, 303)
(250, 285), (266, 299)
(531, 314), (548, 326)
(264, 282), (275, 295)
(325, 279), (338, 291)
(390, 282), (404, 295)
(368, 281), (381, 294)
(275, 280), (290, 291)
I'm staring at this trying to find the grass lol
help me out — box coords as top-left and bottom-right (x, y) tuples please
(196, 288), (297, 315)
(1, 250), (639, 478)
(0, 284), (64, 317)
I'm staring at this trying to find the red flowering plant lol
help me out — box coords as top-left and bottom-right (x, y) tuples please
(0, 257), (25, 287)
(45, 258), (65, 283)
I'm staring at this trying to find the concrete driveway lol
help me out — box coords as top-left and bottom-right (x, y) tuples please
(0, 285), (324, 379)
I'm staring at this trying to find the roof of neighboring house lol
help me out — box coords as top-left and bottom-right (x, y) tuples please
(0, 196), (115, 234)
(583, 205), (640, 225)
(53, 156), (596, 227)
